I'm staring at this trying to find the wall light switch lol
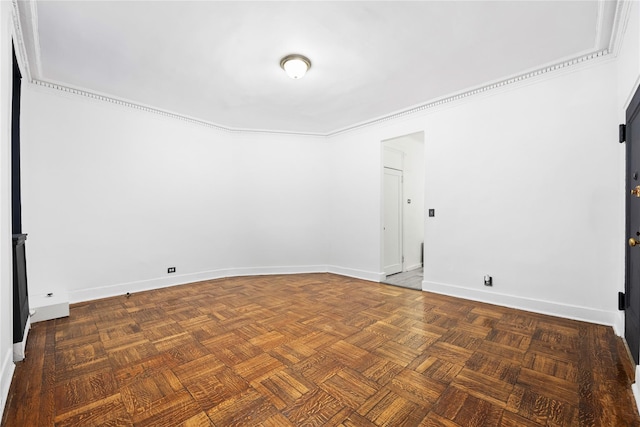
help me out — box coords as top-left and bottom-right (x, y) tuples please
(428, 209), (435, 217)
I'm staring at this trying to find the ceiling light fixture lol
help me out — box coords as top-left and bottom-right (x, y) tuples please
(280, 54), (311, 79)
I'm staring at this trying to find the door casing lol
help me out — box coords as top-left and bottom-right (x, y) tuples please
(625, 83), (640, 365)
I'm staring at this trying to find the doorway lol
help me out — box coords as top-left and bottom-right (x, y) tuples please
(381, 132), (425, 290)
(625, 84), (640, 365)
(11, 42), (30, 361)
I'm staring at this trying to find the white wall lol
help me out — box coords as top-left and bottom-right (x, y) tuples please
(229, 132), (329, 272)
(20, 84), (330, 303)
(15, 2), (638, 335)
(423, 61), (620, 324)
(326, 130), (384, 281)
(383, 133), (425, 271)
(328, 58), (622, 326)
(0, 1), (16, 416)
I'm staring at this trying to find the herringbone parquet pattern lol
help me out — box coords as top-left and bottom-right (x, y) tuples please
(2, 273), (639, 426)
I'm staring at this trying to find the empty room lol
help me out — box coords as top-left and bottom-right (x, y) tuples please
(2, 0), (640, 425)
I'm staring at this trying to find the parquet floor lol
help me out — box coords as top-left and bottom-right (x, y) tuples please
(2, 273), (639, 426)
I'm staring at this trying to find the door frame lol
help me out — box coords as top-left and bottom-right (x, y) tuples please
(625, 82), (640, 365)
(379, 131), (426, 281)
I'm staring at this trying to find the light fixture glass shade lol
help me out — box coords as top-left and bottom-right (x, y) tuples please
(280, 54), (311, 79)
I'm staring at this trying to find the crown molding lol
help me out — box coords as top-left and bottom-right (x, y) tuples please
(595, 0), (607, 50)
(327, 49), (611, 137)
(609, 0), (634, 56)
(30, 79), (330, 137)
(30, 48), (612, 139)
(31, 79), (233, 134)
(28, 0), (42, 78)
(12, 0), (619, 138)
(11, 0), (32, 82)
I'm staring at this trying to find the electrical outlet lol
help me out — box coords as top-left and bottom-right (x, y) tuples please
(167, 267), (176, 274)
(484, 275), (492, 286)
(428, 209), (435, 217)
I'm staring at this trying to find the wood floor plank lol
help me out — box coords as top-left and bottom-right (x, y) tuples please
(411, 355), (464, 385)
(319, 368), (378, 410)
(507, 384), (580, 426)
(282, 387), (343, 426)
(255, 368), (313, 410)
(432, 386), (504, 426)
(388, 368), (447, 406)
(53, 368), (118, 413)
(356, 387), (429, 426)
(2, 273), (639, 426)
(53, 393), (130, 427)
(451, 368), (513, 407)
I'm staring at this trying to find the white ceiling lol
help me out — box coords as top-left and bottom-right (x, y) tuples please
(16, 1), (618, 135)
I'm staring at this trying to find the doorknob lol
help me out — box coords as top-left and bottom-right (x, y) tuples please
(632, 185), (640, 197)
(630, 238), (640, 247)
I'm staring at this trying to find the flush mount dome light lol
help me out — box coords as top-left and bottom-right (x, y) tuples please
(280, 54), (311, 79)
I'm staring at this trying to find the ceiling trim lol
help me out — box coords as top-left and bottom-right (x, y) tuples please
(595, 0), (606, 49)
(30, 78), (331, 137)
(31, 79), (233, 134)
(29, 48), (611, 138)
(609, 0), (634, 56)
(329, 49), (611, 137)
(27, 0), (42, 78)
(12, 0), (627, 138)
(11, 0), (32, 82)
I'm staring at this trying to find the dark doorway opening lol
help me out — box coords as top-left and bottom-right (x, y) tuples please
(11, 43), (29, 349)
(12, 44), (22, 233)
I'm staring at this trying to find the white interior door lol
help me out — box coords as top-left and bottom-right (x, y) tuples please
(384, 168), (403, 275)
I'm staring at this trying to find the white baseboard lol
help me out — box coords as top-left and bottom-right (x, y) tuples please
(70, 268), (231, 303)
(422, 280), (617, 327)
(69, 265), (335, 304)
(31, 292), (69, 323)
(1, 348), (15, 420)
(63, 268), (618, 328)
(613, 311), (625, 337)
(326, 265), (383, 282)
(12, 316), (31, 362)
(228, 265), (328, 277)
